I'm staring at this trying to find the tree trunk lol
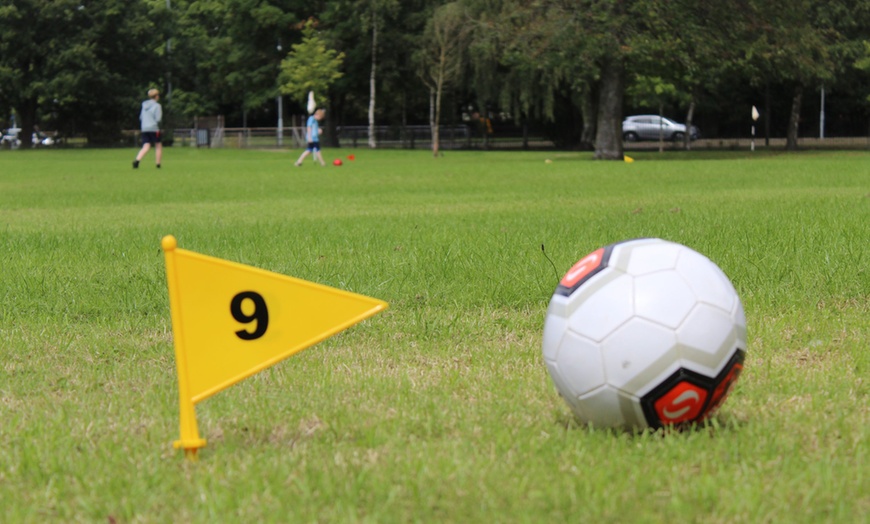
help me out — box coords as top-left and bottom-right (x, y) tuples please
(764, 82), (771, 147)
(579, 87), (596, 150)
(368, 17), (378, 149)
(430, 88), (439, 157)
(325, 92), (340, 148)
(594, 55), (624, 160)
(522, 118), (529, 150)
(434, 80), (443, 156)
(18, 99), (37, 148)
(786, 84), (803, 151)
(658, 102), (665, 153)
(684, 98), (696, 151)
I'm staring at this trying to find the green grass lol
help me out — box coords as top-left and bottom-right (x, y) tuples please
(1, 147), (868, 522)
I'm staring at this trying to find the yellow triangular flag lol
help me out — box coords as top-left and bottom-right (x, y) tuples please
(162, 235), (387, 456)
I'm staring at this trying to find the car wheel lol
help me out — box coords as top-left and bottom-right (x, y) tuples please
(672, 132), (685, 142)
(623, 132), (639, 142)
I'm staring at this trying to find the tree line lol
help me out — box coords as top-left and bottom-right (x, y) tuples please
(1, 0), (869, 158)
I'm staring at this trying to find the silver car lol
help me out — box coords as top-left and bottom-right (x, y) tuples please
(622, 115), (700, 142)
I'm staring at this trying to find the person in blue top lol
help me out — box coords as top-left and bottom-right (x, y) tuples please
(133, 88), (163, 169)
(295, 108), (326, 166)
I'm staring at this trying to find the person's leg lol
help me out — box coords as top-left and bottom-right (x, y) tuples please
(135, 143), (151, 161)
(155, 143), (163, 167)
(312, 144), (325, 166)
(134, 143), (151, 167)
(295, 150), (311, 166)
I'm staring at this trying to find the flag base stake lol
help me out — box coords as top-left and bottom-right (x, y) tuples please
(174, 438), (207, 460)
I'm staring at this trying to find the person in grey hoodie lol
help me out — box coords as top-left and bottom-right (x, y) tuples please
(133, 88), (163, 168)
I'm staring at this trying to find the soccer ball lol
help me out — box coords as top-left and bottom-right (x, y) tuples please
(542, 238), (747, 429)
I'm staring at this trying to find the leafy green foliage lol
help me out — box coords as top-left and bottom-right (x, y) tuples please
(0, 0), (165, 144)
(627, 76), (684, 112)
(279, 20), (345, 108)
(319, 0), (436, 126)
(2, 0), (870, 147)
(168, 0), (300, 124)
(853, 41), (870, 103)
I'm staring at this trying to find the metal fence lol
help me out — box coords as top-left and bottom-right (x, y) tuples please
(15, 126), (868, 151)
(170, 124), (557, 151)
(170, 125), (870, 151)
(622, 136), (870, 151)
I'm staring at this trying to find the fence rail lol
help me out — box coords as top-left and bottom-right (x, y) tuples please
(621, 136), (870, 151)
(170, 126), (870, 151)
(8, 126), (868, 151)
(170, 124), (556, 151)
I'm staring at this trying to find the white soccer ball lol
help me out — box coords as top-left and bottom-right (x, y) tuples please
(542, 238), (747, 429)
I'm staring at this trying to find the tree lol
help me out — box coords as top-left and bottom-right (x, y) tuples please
(464, 0), (510, 149)
(356, 0), (399, 148)
(169, 0), (302, 128)
(627, 0), (743, 150)
(415, 2), (470, 157)
(319, 0), (426, 133)
(855, 41), (870, 103)
(814, 0), (870, 138)
(473, 1), (567, 147)
(742, 0), (837, 150)
(464, 0), (638, 159)
(0, 0), (166, 146)
(279, 20), (345, 113)
(4, 0), (870, 149)
(627, 76), (685, 152)
(161, 0), (227, 125)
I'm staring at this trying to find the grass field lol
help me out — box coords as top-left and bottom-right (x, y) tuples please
(1, 147), (868, 522)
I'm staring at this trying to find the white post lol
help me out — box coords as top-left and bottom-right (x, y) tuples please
(276, 41), (284, 147)
(166, 0), (172, 102)
(819, 86), (825, 140)
(277, 95), (283, 147)
(368, 16), (378, 149)
(751, 105), (760, 152)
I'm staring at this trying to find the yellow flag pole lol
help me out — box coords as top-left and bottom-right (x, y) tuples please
(162, 235), (207, 459)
